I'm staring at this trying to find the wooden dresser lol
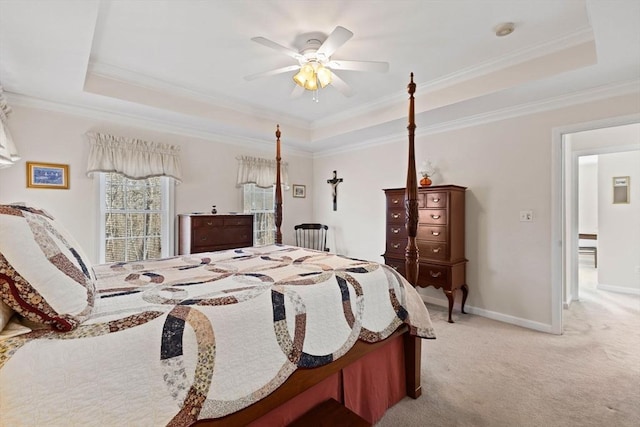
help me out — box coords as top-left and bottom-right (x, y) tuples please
(383, 185), (468, 323)
(178, 214), (253, 255)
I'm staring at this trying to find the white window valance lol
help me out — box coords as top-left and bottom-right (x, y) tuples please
(236, 155), (288, 189)
(86, 132), (182, 183)
(0, 86), (20, 169)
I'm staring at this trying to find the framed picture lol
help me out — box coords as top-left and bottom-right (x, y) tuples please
(292, 184), (306, 198)
(613, 176), (630, 204)
(26, 162), (70, 189)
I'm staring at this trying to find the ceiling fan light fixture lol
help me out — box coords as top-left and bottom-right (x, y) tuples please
(293, 63), (315, 87)
(316, 65), (332, 88)
(304, 75), (318, 91)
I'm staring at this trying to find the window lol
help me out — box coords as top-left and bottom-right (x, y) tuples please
(98, 172), (173, 263)
(243, 183), (275, 246)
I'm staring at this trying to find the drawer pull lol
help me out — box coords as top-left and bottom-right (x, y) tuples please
(432, 231), (440, 236)
(432, 248), (441, 253)
(433, 198), (440, 203)
(206, 221), (213, 226)
(392, 243), (400, 249)
(392, 213), (400, 219)
(431, 215), (441, 220)
(392, 199), (400, 204)
(391, 228), (400, 234)
(430, 271), (442, 278)
(200, 236), (208, 241)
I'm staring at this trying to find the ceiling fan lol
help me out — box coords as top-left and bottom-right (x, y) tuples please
(244, 26), (389, 99)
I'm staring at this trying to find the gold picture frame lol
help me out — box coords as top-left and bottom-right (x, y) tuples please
(292, 184), (306, 198)
(26, 162), (70, 189)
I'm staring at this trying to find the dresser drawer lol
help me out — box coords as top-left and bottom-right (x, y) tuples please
(387, 224), (406, 239)
(192, 216), (224, 228)
(418, 225), (447, 242)
(387, 208), (405, 224)
(386, 193), (404, 208)
(418, 263), (449, 287)
(417, 241), (449, 261)
(221, 226), (252, 244)
(223, 216), (252, 227)
(419, 209), (447, 225)
(386, 238), (406, 255)
(192, 227), (222, 249)
(384, 257), (406, 277)
(425, 192), (447, 208)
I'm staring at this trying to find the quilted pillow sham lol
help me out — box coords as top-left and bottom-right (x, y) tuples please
(0, 204), (95, 331)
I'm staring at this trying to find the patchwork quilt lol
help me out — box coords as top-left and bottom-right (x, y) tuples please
(0, 245), (435, 426)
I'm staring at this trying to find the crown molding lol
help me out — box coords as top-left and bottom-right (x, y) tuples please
(6, 78), (637, 159)
(313, 27), (596, 130)
(313, 79), (640, 158)
(89, 61), (311, 130)
(6, 92), (313, 158)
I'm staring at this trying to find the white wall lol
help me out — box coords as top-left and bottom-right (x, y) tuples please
(0, 106), (314, 264)
(313, 93), (640, 329)
(578, 158), (598, 233)
(598, 151), (640, 292)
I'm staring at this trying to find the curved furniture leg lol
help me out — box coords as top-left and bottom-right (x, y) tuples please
(444, 290), (455, 323)
(461, 284), (469, 314)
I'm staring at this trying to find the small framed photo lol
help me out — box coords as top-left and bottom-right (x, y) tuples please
(26, 162), (70, 189)
(292, 184), (306, 198)
(613, 176), (630, 204)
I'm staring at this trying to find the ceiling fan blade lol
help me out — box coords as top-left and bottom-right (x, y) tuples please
(327, 60), (389, 73)
(330, 71), (355, 97)
(244, 65), (300, 81)
(290, 84), (305, 98)
(317, 26), (353, 58)
(251, 37), (304, 61)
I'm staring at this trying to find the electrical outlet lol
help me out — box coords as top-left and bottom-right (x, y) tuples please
(519, 210), (533, 222)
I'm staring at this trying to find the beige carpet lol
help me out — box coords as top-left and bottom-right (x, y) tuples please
(378, 255), (640, 426)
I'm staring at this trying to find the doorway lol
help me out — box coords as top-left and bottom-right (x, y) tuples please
(551, 114), (640, 334)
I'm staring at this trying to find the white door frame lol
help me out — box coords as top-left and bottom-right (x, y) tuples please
(550, 113), (640, 334)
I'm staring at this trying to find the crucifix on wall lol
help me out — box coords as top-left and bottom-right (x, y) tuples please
(327, 170), (343, 211)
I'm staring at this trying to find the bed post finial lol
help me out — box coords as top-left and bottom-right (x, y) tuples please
(275, 125), (283, 245)
(405, 74), (419, 286)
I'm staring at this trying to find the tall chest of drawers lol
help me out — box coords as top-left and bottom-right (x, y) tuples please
(383, 185), (468, 323)
(178, 214), (253, 255)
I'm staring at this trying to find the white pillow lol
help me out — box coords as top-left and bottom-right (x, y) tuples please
(0, 204), (95, 331)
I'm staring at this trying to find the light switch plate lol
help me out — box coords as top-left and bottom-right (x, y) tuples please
(519, 210), (533, 222)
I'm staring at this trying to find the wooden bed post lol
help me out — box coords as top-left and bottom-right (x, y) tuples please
(274, 125), (283, 244)
(405, 73), (419, 286)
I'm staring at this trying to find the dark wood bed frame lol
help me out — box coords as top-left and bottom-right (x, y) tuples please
(196, 75), (421, 426)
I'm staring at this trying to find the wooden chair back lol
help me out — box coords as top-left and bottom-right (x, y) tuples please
(294, 223), (329, 252)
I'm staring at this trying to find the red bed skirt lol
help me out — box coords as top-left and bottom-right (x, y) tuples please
(248, 333), (406, 426)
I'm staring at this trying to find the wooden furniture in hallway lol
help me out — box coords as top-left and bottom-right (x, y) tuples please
(579, 232), (598, 268)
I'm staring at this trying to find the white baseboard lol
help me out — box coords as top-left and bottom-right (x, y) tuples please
(597, 283), (640, 295)
(420, 295), (555, 334)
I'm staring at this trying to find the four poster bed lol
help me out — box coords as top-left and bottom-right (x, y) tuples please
(0, 76), (429, 426)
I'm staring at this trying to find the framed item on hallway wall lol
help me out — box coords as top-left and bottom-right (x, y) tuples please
(293, 184), (306, 198)
(26, 162), (70, 189)
(613, 176), (629, 204)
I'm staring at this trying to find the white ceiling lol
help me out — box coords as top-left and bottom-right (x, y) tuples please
(0, 0), (638, 155)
